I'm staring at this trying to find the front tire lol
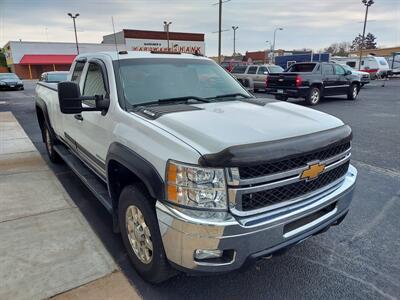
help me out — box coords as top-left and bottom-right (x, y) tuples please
(43, 124), (62, 163)
(118, 185), (174, 283)
(347, 83), (359, 100)
(305, 86), (321, 105)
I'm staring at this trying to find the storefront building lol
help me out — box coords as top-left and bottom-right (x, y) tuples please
(3, 41), (122, 79)
(4, 29), (205, 79)
(102, 29), (205, 54)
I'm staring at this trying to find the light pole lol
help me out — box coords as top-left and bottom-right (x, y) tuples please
(163, 21), (172, 51)
(67, 13), (80, 54)
(232, 26), (238, 56)
(271, 27), (283, 64)
(358, 0), (374, 70)
(265, 40), (271, 63)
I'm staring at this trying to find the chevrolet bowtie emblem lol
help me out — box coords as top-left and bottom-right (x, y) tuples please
(300, 162), (325, 181)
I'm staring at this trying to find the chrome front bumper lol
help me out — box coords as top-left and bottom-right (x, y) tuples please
(156, 164), (357, 273)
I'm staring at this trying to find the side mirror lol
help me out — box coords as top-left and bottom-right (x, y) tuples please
(58, 81), (109, 114)
(345, 70), (352, 75)
(263, 71), (269, 75)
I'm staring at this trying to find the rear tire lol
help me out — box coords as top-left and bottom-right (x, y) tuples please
(347, 83), (358, 100)
(118, 185), (175, 283)
(305, 86), (321, 106)
(43, 124), (62, 163)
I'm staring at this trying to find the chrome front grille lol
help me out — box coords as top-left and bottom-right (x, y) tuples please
(227, 142), (351, 216)
(238, 142), (350, 179)
(241, 161), (349, 211)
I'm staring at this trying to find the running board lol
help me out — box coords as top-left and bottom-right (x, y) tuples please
(53, 144), (113, 213)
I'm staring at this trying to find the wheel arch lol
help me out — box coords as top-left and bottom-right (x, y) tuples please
(35, 98), (55, 142)
(106, 143), (165, 230)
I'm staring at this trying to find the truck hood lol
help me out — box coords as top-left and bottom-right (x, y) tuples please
(151, 99), (344, 155)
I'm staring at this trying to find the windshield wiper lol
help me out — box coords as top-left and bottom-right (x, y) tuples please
(133, 96), (211, 107)
(207, 93), (252, 100)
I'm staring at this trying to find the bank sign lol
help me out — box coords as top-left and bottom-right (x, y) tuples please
(125, 38), (205, 55)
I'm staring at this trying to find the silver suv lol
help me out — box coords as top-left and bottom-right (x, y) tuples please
(232, 64), (284, 92)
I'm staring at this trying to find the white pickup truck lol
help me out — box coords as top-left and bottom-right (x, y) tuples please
(35, 51), (357, 283)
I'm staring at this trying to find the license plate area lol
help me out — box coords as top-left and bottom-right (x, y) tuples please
(277, 89), (284, 94)
(283, 202), (337, 238)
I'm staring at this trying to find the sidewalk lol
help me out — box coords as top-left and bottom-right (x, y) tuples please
(0, 112), (139, 299)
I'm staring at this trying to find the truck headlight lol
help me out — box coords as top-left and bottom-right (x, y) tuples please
(166, 160), (227, 211)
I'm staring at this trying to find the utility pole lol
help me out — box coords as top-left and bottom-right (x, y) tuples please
(232, 26), (238, 56)
(359, 0), (374, 70)
(271, 27), (283, 64)
(214, 0), (231, 63)
(163, 21), (172, 51)
(218, 0), (222, 63)
(68, 13), (80, 54)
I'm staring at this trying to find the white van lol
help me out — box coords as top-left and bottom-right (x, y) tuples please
(331, 56), (390, 78)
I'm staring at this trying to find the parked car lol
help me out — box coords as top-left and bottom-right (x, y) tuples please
(339, 64), (370, 86)
(221, 60), (243, 72)
(266, 62), (361, 105)
(232, 64), (284, 92)
(35, 51), (357, 283)
(0, 73), (24, 90)
(39, 71), (69, 83)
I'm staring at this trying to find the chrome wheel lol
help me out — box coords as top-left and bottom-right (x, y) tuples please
(45, 128), (53, 155)
(311, 89), (320, 104)
(126, 205), (153, 264)
(352, 86), (358, 99)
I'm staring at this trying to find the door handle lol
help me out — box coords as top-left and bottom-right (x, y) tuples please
(74, 114), (83, 121)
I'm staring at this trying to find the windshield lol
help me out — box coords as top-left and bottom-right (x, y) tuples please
(341, 64), (353, 71)
(0, 73), (19, 80)
(268, 65), (284, 73)
(116, 58), (250, 106)
(286, 63), (316, 72)
(47, 73), (68, 82)
(378, 58), (388, 66)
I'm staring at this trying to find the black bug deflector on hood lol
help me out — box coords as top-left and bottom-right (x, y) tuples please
(198, 125), (352, 168)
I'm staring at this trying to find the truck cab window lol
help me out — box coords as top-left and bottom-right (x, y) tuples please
(322, 64), (334, 75)
(334, 65), (345, 75)
(71, 61), (85, 83)
(83, 63), (107, 107)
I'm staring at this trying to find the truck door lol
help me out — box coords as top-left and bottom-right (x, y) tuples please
(62, 59), (111, 179)
(334, 64), (350, 94)
(256, 66), (267, 90)
(321, 64), (337, 96)
(246, 66), (258, 89)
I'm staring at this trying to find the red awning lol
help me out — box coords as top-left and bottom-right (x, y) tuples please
(19, 54), (76, 65)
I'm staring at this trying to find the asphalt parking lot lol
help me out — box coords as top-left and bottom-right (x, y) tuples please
(1, 80), (399, 300)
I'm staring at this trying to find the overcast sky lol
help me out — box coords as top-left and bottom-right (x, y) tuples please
(1, 0), (399, 56)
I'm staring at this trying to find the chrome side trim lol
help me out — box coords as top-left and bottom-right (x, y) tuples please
(226, 148), (351, 186)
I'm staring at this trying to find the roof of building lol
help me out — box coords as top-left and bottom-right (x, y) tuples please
(19, 54), (77, 65)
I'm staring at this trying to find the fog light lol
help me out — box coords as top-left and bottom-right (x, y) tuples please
(194, 249), (223, 260)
